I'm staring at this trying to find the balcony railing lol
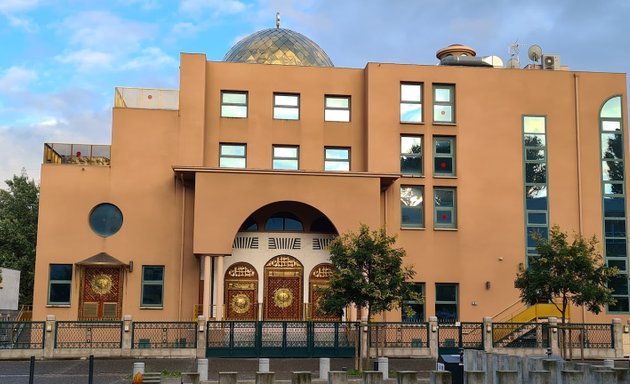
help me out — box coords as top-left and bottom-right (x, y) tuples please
(114, 87), (179, 110)
(44, 143), (111, 166)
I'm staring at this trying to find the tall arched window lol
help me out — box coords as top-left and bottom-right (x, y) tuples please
(264, 212), (304, 231)
(599, 96), (628, 313)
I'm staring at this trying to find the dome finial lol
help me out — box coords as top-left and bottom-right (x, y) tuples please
(276, 12), (280, 29)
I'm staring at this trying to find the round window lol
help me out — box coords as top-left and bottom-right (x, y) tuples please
(89, 203), (123, 237)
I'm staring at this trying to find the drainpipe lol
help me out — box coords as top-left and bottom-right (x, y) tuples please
(178, 174), (186, 321)
(574, 74), (586, 324)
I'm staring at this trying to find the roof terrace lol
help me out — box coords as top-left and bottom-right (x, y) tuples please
(44, 143), (111, 166)
(114, 87), (179, 110)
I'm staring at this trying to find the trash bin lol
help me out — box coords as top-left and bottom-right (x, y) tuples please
(437, 354), (463, 384)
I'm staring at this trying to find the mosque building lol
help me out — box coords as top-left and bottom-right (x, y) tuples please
(32, 20), (628, 323)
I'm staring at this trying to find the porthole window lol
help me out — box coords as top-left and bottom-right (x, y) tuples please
(89, 203), (123, 237)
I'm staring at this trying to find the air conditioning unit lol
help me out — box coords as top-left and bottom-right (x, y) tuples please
(542, 54), (560, 70)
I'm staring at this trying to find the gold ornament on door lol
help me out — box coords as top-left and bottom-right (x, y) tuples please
(273, 288), (293, 308)
(231, 294), (251, 314)
(90, 273), (113, 295)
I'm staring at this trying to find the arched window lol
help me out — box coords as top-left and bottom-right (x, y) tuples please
(264, 212), (303, 231)
(239, 218), (258, 232)
(311, 217), (336, 234)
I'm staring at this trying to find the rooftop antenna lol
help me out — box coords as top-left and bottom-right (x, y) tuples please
(507, 41), (520, 69)
(276, 12), (280, 29)
(528, 44), (542, 63)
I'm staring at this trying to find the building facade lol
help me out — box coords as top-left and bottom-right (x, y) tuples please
(33, 27), (629, 323)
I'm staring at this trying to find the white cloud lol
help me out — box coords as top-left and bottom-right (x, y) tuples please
(0, 66), (38, 93)
(55, 49), (115, 72)
(172, 21), (205, 36)
(0, 0), (39, 13)
(179, 0), (247, 17)
(122, 47), (177, 70)
(4, 12), (37, 31)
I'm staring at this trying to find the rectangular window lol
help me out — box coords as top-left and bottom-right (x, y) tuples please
(433, 136), (455, 176)
(221, 91), (247, 118)
(401, 136), (422, 176)
(325, 96), (350, 122)
(433, 84), (455, 123)
(273, 145), (299, 170)
(324, 147), (350, 171)
(141, 266), (164, 307)
(434, 187), (456, 229)
(435, 283), (458, 322)
(273, 93), (300, 120)
(401, 185), (424, 228)
(402, 283), (425, 323)
(219, 143), (246, 168)
(523, 116), (548, 259)
(400, 83), (423, 123)
(48, 264), (72, 305)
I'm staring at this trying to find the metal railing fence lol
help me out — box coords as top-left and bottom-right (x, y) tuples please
(557, 323), (614, 349)
(132, 322), (197, 349)
(0, 321), (45, 349)
(369, 322), (430, 348)
(438, 322), (484, 350)
(55, 321), (122, 349)
(493, 322), (549, 348)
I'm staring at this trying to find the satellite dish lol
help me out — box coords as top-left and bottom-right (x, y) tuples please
(528, 45), (542, 62)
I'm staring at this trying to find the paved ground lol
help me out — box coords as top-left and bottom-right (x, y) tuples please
(0, 357), (436, 384)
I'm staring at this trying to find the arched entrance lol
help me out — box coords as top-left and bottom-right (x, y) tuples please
(308, 263), (339, 320)
(264, 255), (303, 320)
(224, 262), (258, 320)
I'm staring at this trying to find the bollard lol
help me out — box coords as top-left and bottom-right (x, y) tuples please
(292, 371), (312, 384)
(328, 371), (348, 384)
(320, 358), (330, 380)
(377, 357), (389, 380)
(396, 371), (417, 384)
(88, 355), (94, 384)
(464, 371), (485, 384)
(363, 371), (384, 384)
(198, 358), (208, 382)
(429, 371), (451, 384)
(256, 372), (275, 384)
(133, 362), (145, 377)
(603, 359), (614, 369)
(496, 370), (518, 384)
(219, 372), (238, 384)
(259, 358), (270, 373)
(29, 356), (35, 384)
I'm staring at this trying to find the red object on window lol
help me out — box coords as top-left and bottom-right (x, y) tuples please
(76, 151), (81, 157)
(441, 110), (446, 115)
(148, 94), (153, 100)
(441, 214), (448, 220)
(441, 162), (447, 168)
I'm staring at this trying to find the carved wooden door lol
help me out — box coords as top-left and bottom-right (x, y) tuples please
(264, 255), (303, 320)
(79, 266), (123, 320)
(225, 263), (258, 320)
(309, 263), (339, 321)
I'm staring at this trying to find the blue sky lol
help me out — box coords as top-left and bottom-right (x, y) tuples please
(1, 0), (629, 184)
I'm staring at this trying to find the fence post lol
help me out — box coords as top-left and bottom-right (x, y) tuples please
(196, 316), (207, 359)
(43, 315), (55, 359)
(612, 318), (623, 358)
(547, 317), (560, 357)
(121, 314), (132, 356)
(429, 316), (438, 359)
(482, 317), (493, 353)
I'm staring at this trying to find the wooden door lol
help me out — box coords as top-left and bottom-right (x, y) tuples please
(225, 263), (258, 320)
(264, 255), (303, 320)
(79, 266), (123, 320)
(309, 263), (339, 321)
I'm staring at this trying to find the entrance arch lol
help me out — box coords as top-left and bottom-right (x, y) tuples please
(225, 262), (258, 320)
(308, 263), (339, 320)
(264, 255), (303, 320)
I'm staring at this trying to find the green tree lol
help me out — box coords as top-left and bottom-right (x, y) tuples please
(0, 172), (39, 305)
(514, 225), (617, 325)
(318, 224), (420, 321)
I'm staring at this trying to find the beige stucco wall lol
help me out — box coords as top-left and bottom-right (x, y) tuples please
(33, 51), (629, 323)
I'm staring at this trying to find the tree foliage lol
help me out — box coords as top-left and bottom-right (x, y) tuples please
(514, 225), (617, 324)
(318, 224), (419, 320)
(0, 172), (39, 305)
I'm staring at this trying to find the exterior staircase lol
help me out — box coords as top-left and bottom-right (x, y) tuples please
(492, 301), (567, 344)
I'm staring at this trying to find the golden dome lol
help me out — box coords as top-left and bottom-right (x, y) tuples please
(223, 28), (334, 67)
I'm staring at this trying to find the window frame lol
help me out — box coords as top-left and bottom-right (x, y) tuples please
(219, 143), (247, 168)
(273, 93), (300, 120)
(433, 136), (456, 176)
(324, 147), (350, 171)
(400, 82), (423, 124)
(400, 135), (423, 176)
(324, 95), (351, 122)
(402, 282), (425, 323)
(272, 145), (300, 170)
(433, 187), (457, 229)
(141, 265), (165, 308)
(401, 185), (424, 229)
(435, 283), (459, 322)
(48, 264), (73, 305)
(433, 84), (456, 124)
(220, 91), (248, 118)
